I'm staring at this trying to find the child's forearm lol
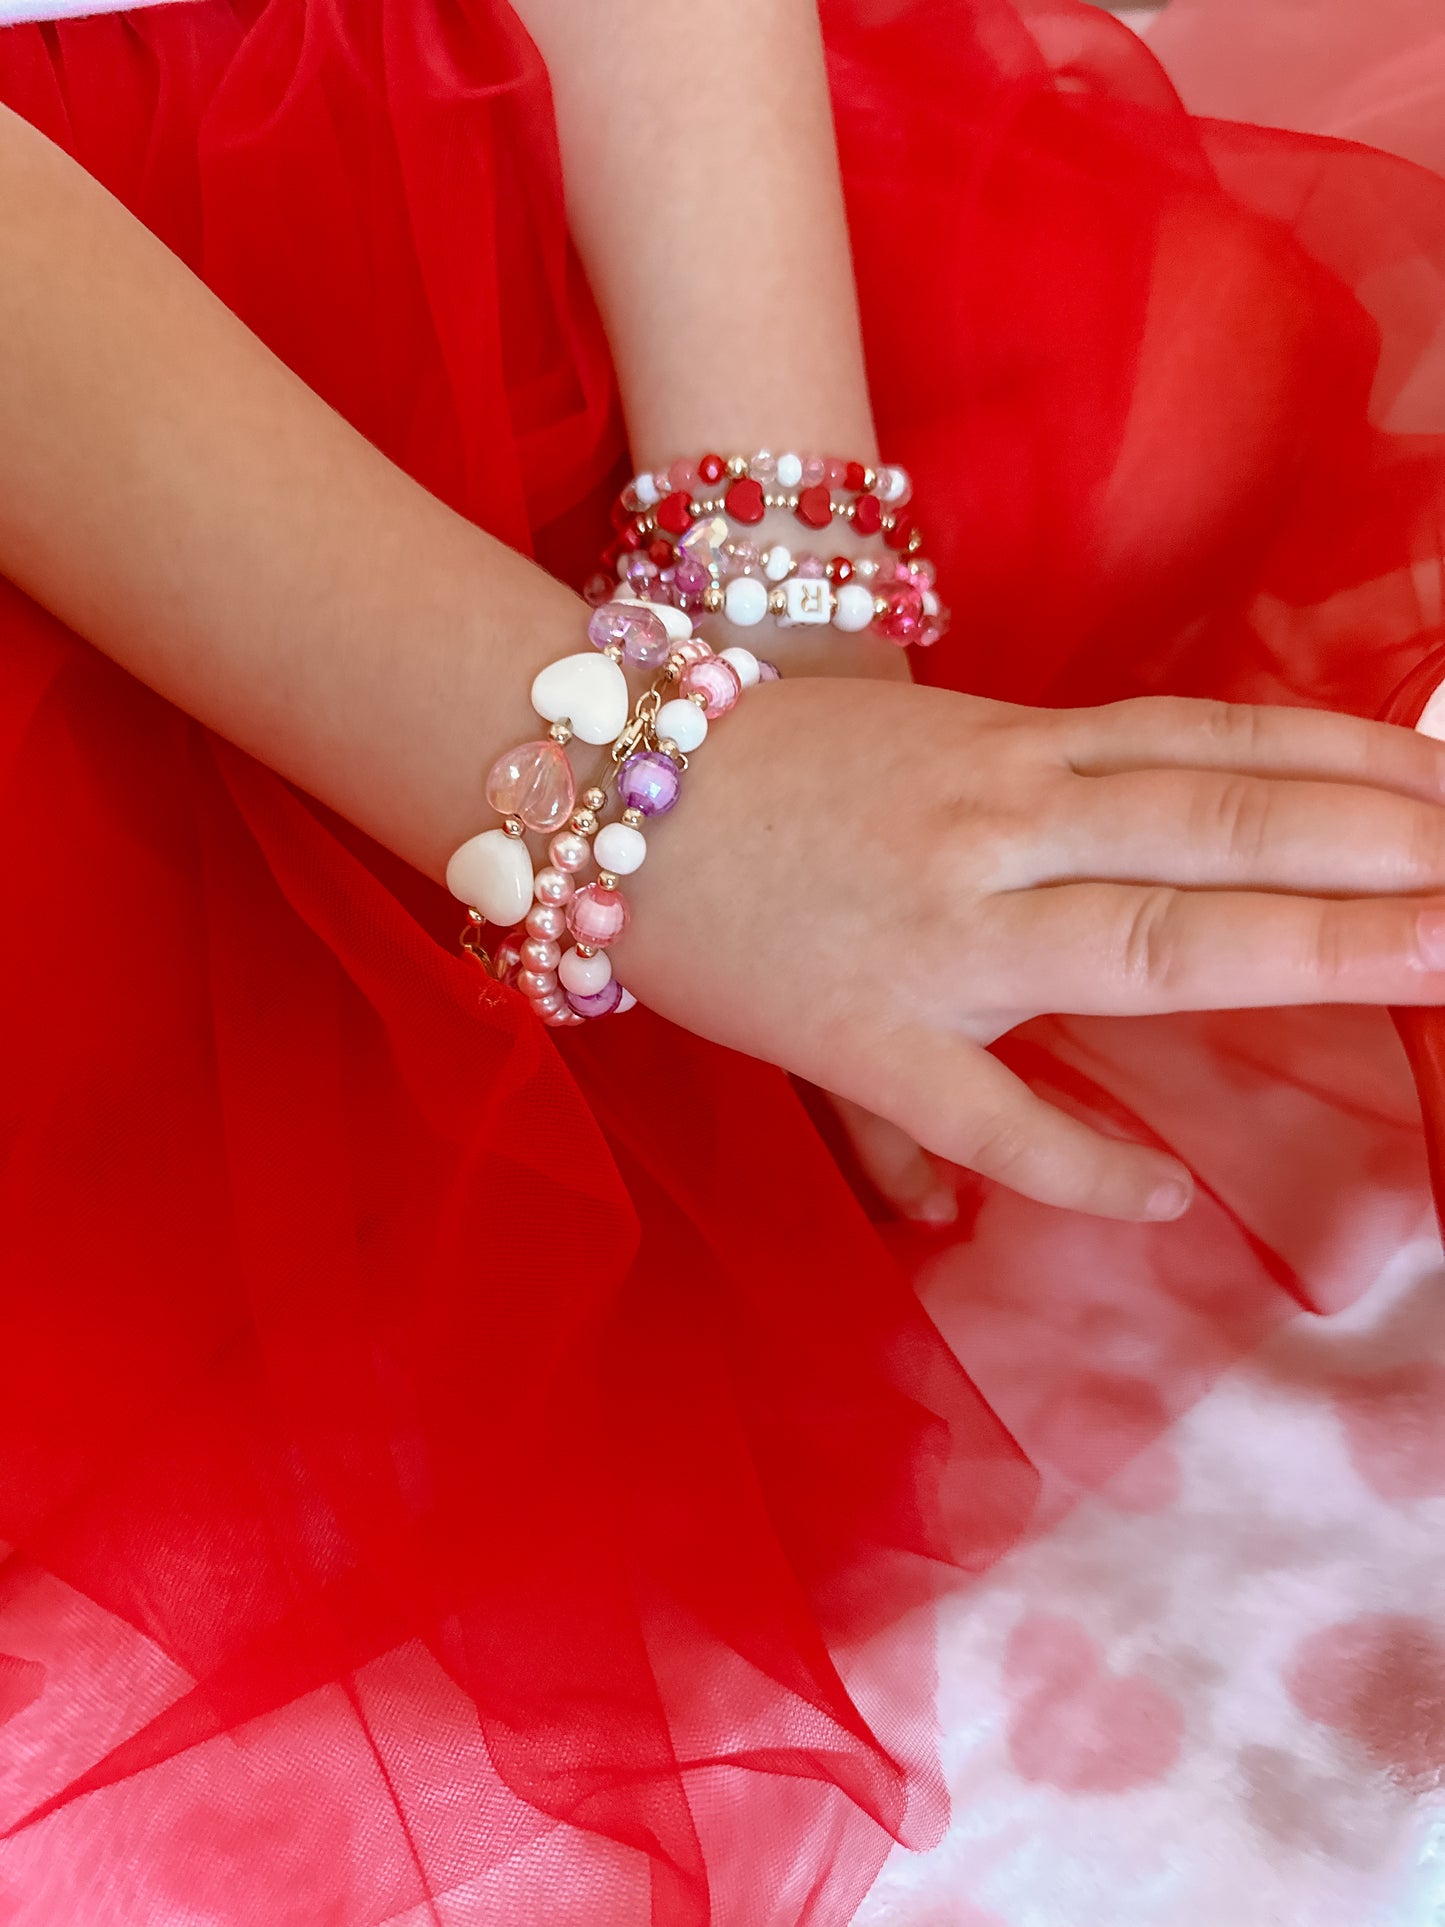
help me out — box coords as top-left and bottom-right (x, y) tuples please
(515, 0), (877, 466)
(0, 105), (578, 882)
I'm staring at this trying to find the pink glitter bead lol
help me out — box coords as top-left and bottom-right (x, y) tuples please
(680, 656), (742, 719)
(673, 555), (710, 597)
(623, 555), (660, 591)
(721, 540), (759, 578)
(757, 660), (782, 682)
(668, 458), (700, 493)
(824, 457), (848, 488)
(748, 451), (777, 485)
(796, 555), (826, 579)
(802, 455), (827, 487)
(485, 739), (575, 834)
(876, 581), (926, 644)
(566, 883), (631, 949)
(588, 600), (672, 669)
(679, 514), (728, 566)
(583, 572), (613, 607)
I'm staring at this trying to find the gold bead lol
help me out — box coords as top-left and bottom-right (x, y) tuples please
(597, 872), (619, 891)
(622, 807), (644, 828)
(703, 585), (724, 613)
(604, 644), (624, 663)
(873, 595), (888, 619)
(549, 718), (573, 745)
(467, 906), (485, 924)
(908, 529), (924, 554)
(843, 502), (857, 521)
(570, 809), (598, 837)
(769, 588), (787, 615)
(862, 466), (878, 491)
(657, 736), (679, 759)
(577, 944), (598, 959)
(582, 785), (607, 812)
(726, 455), (748, 478)
(503, 816), (524, 839)
(689, 692), (709, 710)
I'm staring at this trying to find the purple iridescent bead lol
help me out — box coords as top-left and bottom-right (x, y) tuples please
(617, 750), (681, 817)
(587, 600), (672, 669)
(567, 977), (624, 1020)
(757, 660), (782, 682)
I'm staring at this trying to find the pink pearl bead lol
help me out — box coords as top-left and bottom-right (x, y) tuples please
(548, 830), (590, 874)
(668, 458), (700, 492)
(566, 884), (631, 950)
(680, 656), (742, 719)
(802, 455), (827, 486)
(533, 989), (568, 1019)
(824, 457), (848, 488)
(526, 902), (567, 941)
(533, 867), (575, 907)
(518, 968), (558, 999)
(521, 937), (562, 973)
(670, 637), (713, 668)
(544, 1007), (585, 1028)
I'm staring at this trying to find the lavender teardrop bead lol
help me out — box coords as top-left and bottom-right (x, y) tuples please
(616, 750), (681, 817)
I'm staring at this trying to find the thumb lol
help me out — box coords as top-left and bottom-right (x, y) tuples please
(867, 1027), (1195, 1224)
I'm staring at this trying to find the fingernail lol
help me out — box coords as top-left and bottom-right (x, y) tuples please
(1418, 909), (1445, 971)
(1144, 1180), (1193, 1222)
(911, 1188), (959, 1227)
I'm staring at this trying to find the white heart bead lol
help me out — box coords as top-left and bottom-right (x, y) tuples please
(775, 452), (803, 489)
(446, 829), (534, 927)
(762, 544), (793, 582)
(616, 988), (638, 1014)
(611, 595), (693, 642)
(530, 652), (629, 746)
(833, 581), (875, 632)
(657, 698), (708, 753)
(724, 575), (769, 627)
(594, 821), (647, 875)
(718, 646), (761, 688)
(559, 946), (613, 994)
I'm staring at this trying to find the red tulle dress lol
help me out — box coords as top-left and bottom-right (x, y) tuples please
(0, 3), (1442, 1923)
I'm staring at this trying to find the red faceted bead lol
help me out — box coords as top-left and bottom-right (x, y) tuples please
(796, 483), (833, 530)
(724, 476), (766, 524)
(609, 497), (632, 532)
(617, 522), (644, 552)
(830, 556), (853, 582)
(884, 515), (916, 552)
(844, 461), (868, 492)
(698, 452), (726, 485)
(852, 492), (883, 536)
(647, 539), (673, 567)
(656, 491), (694, 536)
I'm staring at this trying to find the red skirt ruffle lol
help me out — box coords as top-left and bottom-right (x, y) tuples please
(0, 3), (1441, 1922)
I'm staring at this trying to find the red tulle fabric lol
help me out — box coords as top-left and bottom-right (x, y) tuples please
(0, 3), (1442, 1923)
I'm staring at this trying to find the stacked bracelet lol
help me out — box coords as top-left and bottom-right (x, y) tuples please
(586, 449), (949, 649)
(447, 599), (765, 1026)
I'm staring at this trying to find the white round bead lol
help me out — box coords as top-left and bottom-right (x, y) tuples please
(611, 594), (693, 642)
(879, 465), (909, 504)
(717, 646), (761, 688)
(559, 947), (613, 995)
(762, 544), (793, 583)
(724, 574), (770, 627)
(593, 821), (648, 876)
(833, 581), (876, 632)
(657, 697), (708, 752)
(616, 988), (638, 1014)
(922, 589), (940, 616)
(445, 829), (533, 927)
(775, 452), (804, 489)
(530, 651), (630, 746)
(635, 472), (661, 507)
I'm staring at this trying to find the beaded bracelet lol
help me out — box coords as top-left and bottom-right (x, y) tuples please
(447, 599), (766, 1026)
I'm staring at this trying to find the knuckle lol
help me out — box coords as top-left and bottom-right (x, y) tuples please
(1204, 775), (1274, 867)
(1402, 806), (1445, 885)
(958, 1108), (1036, 1185)
(1119, 886), (1189, 992)
(1195, 698), (1259, 758)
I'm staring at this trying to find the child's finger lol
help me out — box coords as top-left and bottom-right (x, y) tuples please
(828, 1095), (958, 1225)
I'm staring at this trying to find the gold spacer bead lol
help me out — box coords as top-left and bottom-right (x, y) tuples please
(688, 691), (709, 709)
(908, 529), (924, 554)
(769, 588), (788, 615)
(862, 466), (878, 492)
(503, 816), (525, 839)
(726, 455), (748, 478)
(549, 718), (574, 745)
(570, 809), (598, 837)
(622, 807), (644, 828)
(604, 644), (624, 663)
(873, 595), (888, 619)
(702, 585), (724, 613)
(577, 944), (598, 959)
(597, 872), (619, 891)
(657, 736), (680, 759)
(582, 785), (607, 812)
(467, 907), (485, 924)
(843, 502), (857, 521)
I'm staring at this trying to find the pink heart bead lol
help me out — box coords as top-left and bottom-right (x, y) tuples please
(485, 739), (575, 834)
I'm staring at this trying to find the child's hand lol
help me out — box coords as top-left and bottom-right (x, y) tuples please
(618, 679), (1445, 1222)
